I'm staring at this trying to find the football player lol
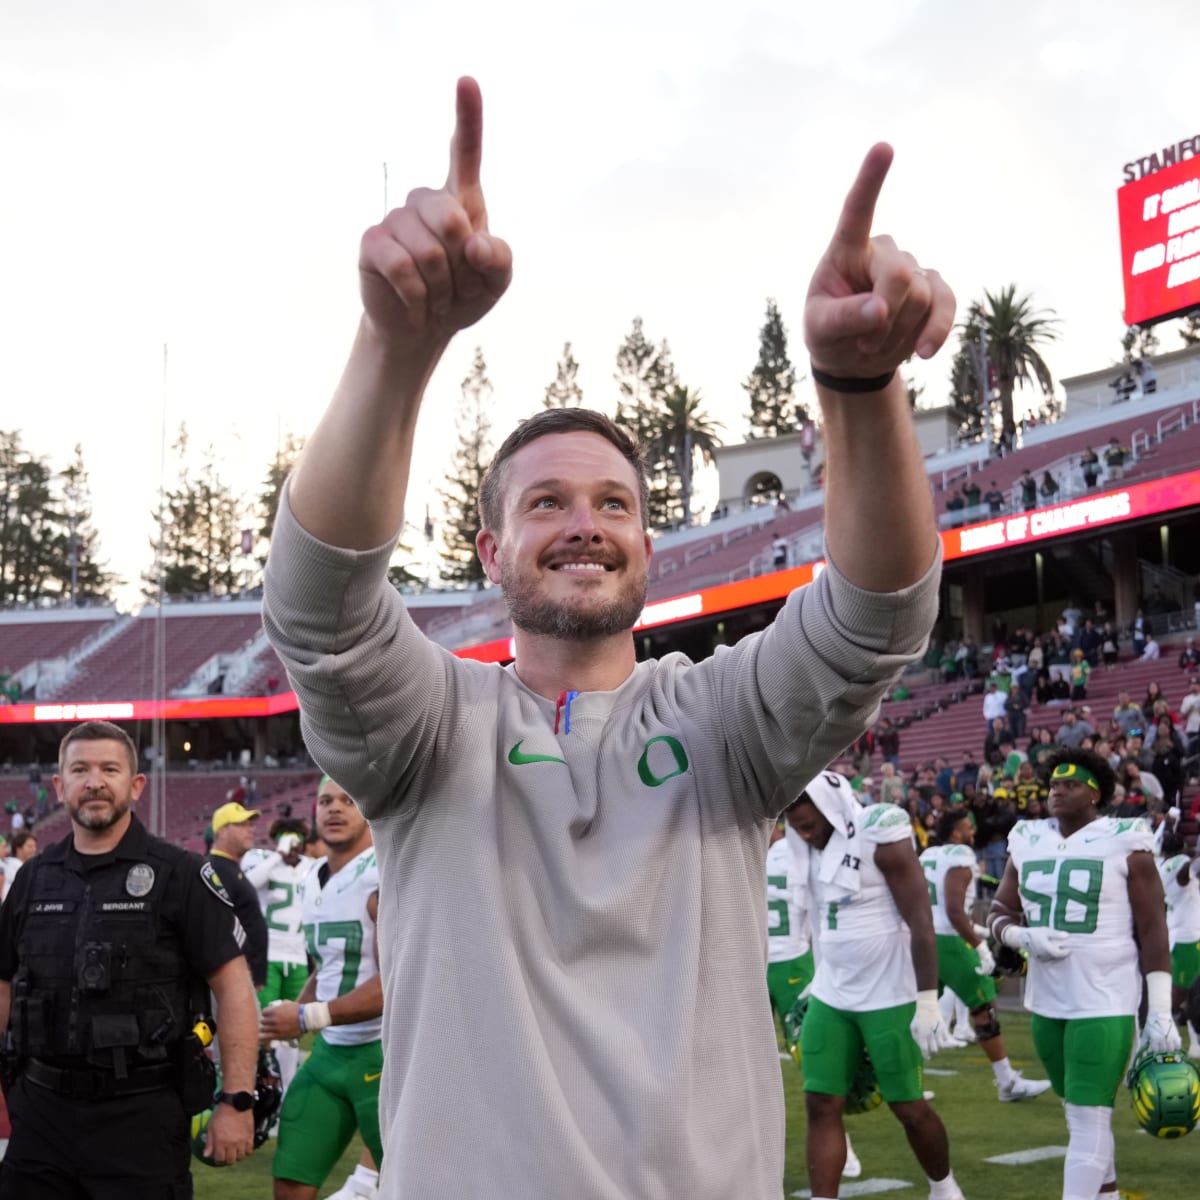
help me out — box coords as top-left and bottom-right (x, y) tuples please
(989, 748), (1179, 1200)
(920, 810), (1050, 1101)
(1156, 808), (1200, 1059)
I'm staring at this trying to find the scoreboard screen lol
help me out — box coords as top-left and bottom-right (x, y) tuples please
(1117, 153), (1200, 326)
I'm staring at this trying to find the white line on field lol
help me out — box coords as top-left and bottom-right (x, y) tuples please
(984, 1145), (1068, 1165)
(923, 1068), (959, 1076)
(792, 1179), (914, 1197)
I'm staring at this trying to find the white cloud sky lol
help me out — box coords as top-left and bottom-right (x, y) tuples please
(1, 0), (1195, 604)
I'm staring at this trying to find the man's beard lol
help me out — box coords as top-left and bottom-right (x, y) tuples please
(501, 563), (646, 641)
(71, 791), (131, 831)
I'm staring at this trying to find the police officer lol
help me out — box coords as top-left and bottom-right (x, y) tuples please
(204, 800), (270, 990)
(0, 720), (259, 1198)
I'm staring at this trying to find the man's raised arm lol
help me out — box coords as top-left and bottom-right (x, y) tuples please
(804, 144), (952, 592)
(288, 77), (513, 550)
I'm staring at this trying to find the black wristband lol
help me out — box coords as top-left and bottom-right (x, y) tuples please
(810, 365), (896, 394)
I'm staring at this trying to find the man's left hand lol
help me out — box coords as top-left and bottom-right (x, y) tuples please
(804, 144), (955, 379)
(205, 1104), (254, 1165)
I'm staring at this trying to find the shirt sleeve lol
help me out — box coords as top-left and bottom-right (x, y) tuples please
(0, 863), (35, 980)
(178, 855), (250, 980)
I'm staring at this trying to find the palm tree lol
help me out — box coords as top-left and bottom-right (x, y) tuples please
(646, 386), (724, 528)
(966, 285), (1060, 437)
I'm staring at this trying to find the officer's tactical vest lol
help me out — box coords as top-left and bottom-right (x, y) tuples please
(11, 839), (202, 1075)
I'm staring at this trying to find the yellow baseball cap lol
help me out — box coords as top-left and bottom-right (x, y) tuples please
(211, 801), (261, 833)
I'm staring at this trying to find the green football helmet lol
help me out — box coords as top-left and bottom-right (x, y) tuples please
(1127, 1047), (1200, 1139)
(782, 993), (882, 1116)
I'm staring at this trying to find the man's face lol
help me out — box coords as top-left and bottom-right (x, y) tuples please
(16, 837), (37, 862)
(315, 782), (370, 852)
(477, 432), (652, 641)
(954, 816), (975, 846)
(55, 738), (143, 833)
(784, 800), (833, 849)
(220, 818), (256, 856)
(1048, 776), (1098, 823)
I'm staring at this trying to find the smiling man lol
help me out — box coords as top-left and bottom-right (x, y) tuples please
(264, 77), (950, 1198)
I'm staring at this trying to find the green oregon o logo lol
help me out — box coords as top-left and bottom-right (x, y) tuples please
(637, 736), (689, 787)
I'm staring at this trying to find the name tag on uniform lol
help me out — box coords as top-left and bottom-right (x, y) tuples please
(99, 900), (149, 913)
(29, 900), (77, 915)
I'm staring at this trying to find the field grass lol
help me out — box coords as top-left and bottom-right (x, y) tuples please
(195, 1009), (1189, 1199)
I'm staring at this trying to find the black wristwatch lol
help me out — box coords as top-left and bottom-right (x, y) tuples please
(215, 1090), (256, 1112)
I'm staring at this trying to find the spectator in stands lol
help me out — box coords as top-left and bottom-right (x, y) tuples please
(1019, 470), (1037, 512)
(1027, 726), (1056, 774)
(878, 761), (905, 807)
(1011, 760), (1047, 814)
(1055, 707), (1093, 748)
(1112, 691), (1144, 736)
(876, 716), (900, 767)
(956, 751), (980, 792)
(772, 535), (787, 569)
(1178, 638), (1200, 672)
(983, 717), (1013, 767)
(1130, 609), (1148, 658)
(1039, 470), (1059, 501)
(933, 756), (953, 798)
(1004, 685), (1028, 741)
(1141, 633), (1162, 661)
(1033, 665), (1055, 706)
(1068, 648), (1090, 700)
(1150, 718), (1185, 810)
(982, 681), (1007, 730)
(955, 635), (979, 679)
(1080, 446), (1100, 489)
(1142, 681), (1167, 722)
(1077, 619), (1102, 667)
(1116, 760), (1162, 815)
(945, 490), (965, 527)
(1100, 622), (1120, 668)
(983, 481), (1006, 516)
(961, 479), (982, 513)
(1180, 677), (1200, 766)
(852, 728), (874, 778)
(1103, 436), (1127, 481)
(972, 788), (1015, 889)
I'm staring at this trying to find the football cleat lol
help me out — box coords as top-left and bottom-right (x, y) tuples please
(1127, 1047), (1200, 1138)
(997, 1072), (1052, 1102)
(842, 1138), (862, 1178)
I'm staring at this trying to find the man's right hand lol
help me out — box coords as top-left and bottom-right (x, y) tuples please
(358, 76), (513, 354)
(1013, 926), (1070, 962)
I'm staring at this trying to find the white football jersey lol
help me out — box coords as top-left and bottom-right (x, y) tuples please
(242, 848), (315, 966)
(300, 847), (381, 1046)
(1008, 816), (1154, 1019)
(808, 803), (917, 1012)
(766, 837), (811, 963)
(1160, 854), (1200, 944)
(919, 843), (977, 937)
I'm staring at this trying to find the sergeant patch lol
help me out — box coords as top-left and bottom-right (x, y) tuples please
(126, 863), (155, 897)
(200, 861), (235, 907)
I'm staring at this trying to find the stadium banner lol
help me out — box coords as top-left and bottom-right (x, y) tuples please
(1118, 150), (1200, 325)
(6, 470), (1200, 722)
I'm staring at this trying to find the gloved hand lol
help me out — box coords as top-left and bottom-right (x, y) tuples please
(1141, 1011), (1183, 1054)
(974, 940), (996, 977)
(1142, 971), (1183, 1053)
(1002, 924), (1070, 962)
(1167, 806), (1181, 824)
(277, 832), (303, 854)
(910, 990), (943, 1060)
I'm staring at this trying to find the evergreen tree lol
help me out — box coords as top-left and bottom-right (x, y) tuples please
(743, 299), (802, 437)
(438, 347), (493, 588)
(144, 425), (246, 600)
(257, 431), (305, 563)
(543, 342), (584, 409)
(614, 319), (677, 527)
(57, 444), (117, 604)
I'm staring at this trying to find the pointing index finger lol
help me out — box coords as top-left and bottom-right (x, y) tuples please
(446, 76), (483, 198)
(830, 142), (894, 250)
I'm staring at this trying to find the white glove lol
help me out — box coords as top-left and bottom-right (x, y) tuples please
(910, 990), (943, 1060)
(1167, 806), (1181, 824)
(277, 832), (303, 854)
(1142, 971), (1183, 1053)
(1002, 923), (1071, 962)
(974, 940), (996, 977)
(973, 924), (990, 942)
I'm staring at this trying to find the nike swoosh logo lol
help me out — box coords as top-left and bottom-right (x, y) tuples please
(363, 1071), (382, 1082)
(787, 977), (803, 985)
(508, 741), (567, 766)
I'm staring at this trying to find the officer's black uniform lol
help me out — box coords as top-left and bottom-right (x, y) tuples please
(0, 813), (246, 1199)
(202, 850), (268, 989)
